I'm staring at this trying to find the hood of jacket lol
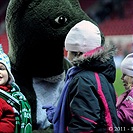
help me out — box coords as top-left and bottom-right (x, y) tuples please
(71, 43), (117, 83)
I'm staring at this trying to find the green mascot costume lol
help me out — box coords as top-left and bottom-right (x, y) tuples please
(5, 0), (104, 132)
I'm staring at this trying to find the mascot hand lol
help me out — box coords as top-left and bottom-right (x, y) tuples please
(42, 105), (56, 123)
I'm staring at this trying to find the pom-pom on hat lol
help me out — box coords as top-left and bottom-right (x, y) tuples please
(65, 20), (101, 53)
(0, 44), (15, 84)
(121, 53), (133, 77)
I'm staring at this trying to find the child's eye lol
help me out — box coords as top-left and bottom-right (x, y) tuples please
(0, 67), (6, 70)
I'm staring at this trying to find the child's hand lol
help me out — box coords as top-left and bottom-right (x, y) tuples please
(42, 105), (56, 123)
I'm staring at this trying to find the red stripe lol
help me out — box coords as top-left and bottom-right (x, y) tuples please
(95, 73), (114, 133)
(80, 116), (97, 125)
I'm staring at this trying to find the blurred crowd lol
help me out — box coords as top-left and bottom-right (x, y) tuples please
(114, 42), (133, 68)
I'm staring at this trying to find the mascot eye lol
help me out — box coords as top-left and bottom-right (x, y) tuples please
(55, 15), (67, 24)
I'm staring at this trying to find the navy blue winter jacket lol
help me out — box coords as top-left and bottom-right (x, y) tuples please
(54, 44), (120, 133)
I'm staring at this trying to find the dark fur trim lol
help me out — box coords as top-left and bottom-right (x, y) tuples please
(72, 43), (117, 66)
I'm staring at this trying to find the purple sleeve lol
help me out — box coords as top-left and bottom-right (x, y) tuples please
(117, 89), (133, 125)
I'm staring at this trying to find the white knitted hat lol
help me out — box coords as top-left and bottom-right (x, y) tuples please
(121, 53), (133, 77)
(65, 20), (101, 53)
(0, 44), (15, 84)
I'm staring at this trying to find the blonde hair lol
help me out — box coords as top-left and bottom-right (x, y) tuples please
(126, 75), (133, 90)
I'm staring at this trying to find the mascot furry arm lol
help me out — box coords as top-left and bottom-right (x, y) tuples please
(5, 0), (105, 132)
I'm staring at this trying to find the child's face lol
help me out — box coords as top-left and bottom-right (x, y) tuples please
(0, 63), (9, 86)
(67, 51), (82, 62)
(67, 51), (77, 62)
(121, 73), (133, 90)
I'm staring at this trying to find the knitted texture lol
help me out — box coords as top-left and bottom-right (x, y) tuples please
(0, 82), (32, 133)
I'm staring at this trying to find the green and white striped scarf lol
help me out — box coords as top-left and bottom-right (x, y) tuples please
(0, 82), (32, 133)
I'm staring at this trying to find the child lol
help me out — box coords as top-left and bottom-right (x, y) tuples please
(43, 20), (120, 133)
(0, 44), (32, 133)
(116, 53), (133, 132)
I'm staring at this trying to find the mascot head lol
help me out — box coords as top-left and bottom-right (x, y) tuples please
(5, 0), (105, 130)
(5, 0), (104, 78)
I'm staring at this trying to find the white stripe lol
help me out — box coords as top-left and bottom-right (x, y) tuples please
(0, 89), (20, 105)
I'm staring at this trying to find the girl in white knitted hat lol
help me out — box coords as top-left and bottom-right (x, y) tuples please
(116, 53), (133, 132)
(0, 44), (32, 133)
